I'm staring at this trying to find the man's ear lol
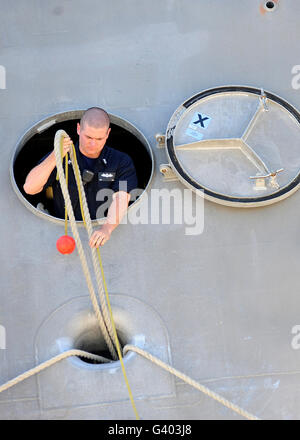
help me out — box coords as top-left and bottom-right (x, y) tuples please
(77, 122), (81, 136)
(107, 127), (111, 137)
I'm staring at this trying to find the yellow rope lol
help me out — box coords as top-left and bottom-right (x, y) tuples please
(54, 131), (118, 360)
(70, 143), (86, 226)
(64, 151), (68, 236)
(68, 141), (117, 354)
(56, 132), (139, 419)
(124, 345), (260, 421)
(97, 247), (140, 420)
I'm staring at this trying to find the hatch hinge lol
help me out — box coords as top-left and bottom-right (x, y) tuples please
(250, 168), (284, 190)
(260, 88), (269, 112)
(159, 164), (178, 181)
(155, 134), (166, 148)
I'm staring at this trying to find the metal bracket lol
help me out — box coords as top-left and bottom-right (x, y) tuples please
(159, 164), (178, 181)
(156, 134), (166, 148)
(260, 88), (269, 112)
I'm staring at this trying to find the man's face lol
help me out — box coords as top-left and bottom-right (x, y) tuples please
(77, 122), (111, 158)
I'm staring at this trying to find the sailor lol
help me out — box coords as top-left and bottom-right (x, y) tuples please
(23, 107), (138, 247)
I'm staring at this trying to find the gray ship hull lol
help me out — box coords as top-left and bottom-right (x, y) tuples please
(1, 0), (300, 420)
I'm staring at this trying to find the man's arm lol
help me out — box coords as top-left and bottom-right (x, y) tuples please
(23, 136), (72, 195)
(89, 191), (130, 247)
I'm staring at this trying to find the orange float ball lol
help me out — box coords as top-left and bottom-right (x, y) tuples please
(56, 235), (76, 254)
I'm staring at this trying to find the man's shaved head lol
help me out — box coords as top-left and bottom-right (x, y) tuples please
(80, 107), (110, 130)
(77, 107), (111, 158)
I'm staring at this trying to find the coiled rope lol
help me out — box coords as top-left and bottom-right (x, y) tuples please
(0, 130), (261, 420)
(54, 131), (117, 361)
(56, 130), (140, 418)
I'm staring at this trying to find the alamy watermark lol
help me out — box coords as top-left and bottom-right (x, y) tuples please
(95, 184), (205, 236)
(0, 325), (6, 349)
(291, 325), (300, 350)
(0, 65), (6, 90)
(291, 65), (300, 90)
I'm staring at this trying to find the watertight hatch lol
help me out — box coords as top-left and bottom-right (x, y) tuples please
(165, 85), (300, 207)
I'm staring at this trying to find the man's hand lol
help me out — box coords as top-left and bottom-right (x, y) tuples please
(89, 224), (113, 248)
(23, 134), (74, 195)
(62, 135), (73, 157)
(89, 191), (131, 248)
